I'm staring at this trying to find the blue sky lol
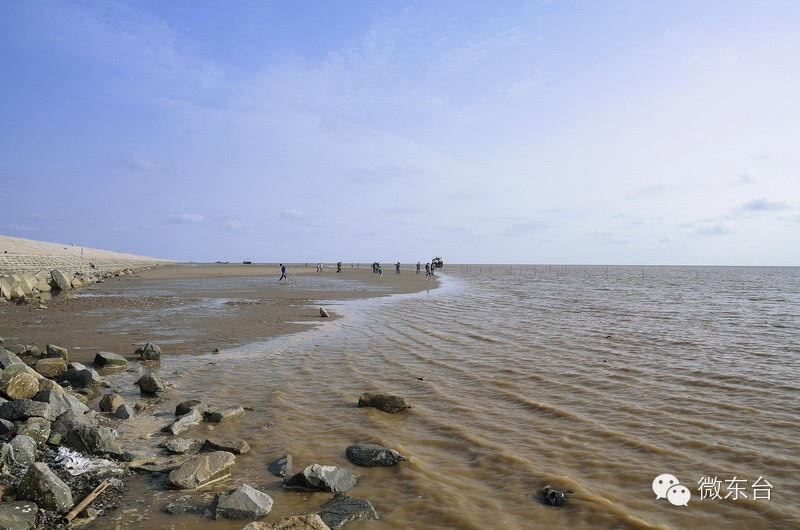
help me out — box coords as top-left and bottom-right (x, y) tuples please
(1, 1), (798, 265)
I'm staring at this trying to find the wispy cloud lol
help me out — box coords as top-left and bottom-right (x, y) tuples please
(736, 198), (791, 212)
(697, 224), (732, 236)
(168, 213), (204, 224)
(279, 209), (304, 220)
(222, 220), (255, 234)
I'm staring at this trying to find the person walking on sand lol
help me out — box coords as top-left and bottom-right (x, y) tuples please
(425, 262), (431, 279)
(278, 264), (287, 282)
(337, 261), (342, 273)
(378, 265), (383, 280)
(395, 261), (400, 274)
(416, 262), (421, 274)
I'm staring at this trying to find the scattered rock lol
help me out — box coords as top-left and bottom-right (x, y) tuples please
(345, 444), (405, 467)
(204, 437), (250, 455)
(210, 484), (273, 520)
(175, 399), (208, 416)
(136, 372), (166, 395)
(1, 373), (40, 400)
(162, 438), (204, 455)
(162, 408), (202, 435)
(164, 494), (211, 515)
(50, 269), (73, 291)
(267, 454), (292, 477)
(136, 342), (162, 361)
(317, 494), (379, 529)
(539, 485), (569, 507)
(15, 417), (51, 444)
(284, 465), (357, 494)
(64, 363), (103, 389)
(45, 344), (69, 362)
(0, 501), (39, 529)
(166, 451), (236, 490)
(0, 399), (55, 422)
(356, 393), (410, 414)
(203, 406), (244, 423)
(320, 308), (329, 318)
(17, 463), (74, 514)
(33, 389), (89, 417)
(94, 351), (128, 368)
(34, 358), (68, 379)
(99, 393), (125, 413)
(115, 404), (135, 419)
(9, 435), (37, 467)
(51, 411), (122, 457)
(0, 419), (15, 436)
(250, 514), (331, 529)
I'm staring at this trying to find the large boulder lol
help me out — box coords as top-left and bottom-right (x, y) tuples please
(357, 393), (410, 413)
(115, 404), (135, 419)
(50, 269), (73, 291)
(50, 410), (121, 457)
(16, 418), (51, 444)
(1, 373), (40, 400)
(45, 345), (69, 362)
(17, 463), (74, 514)
(162, 438), (204, 455)
(164, 494), (211, 515)
(203, 406), (244, 423)
(204, 437), (250, 455)
(175, 399), (208, 416)
(345, 444), (405, 467)
(33, 389), (90, 417)
(94, 351), (127, 368)
(317, 494), (379, 530)
(135, 342), (162, 361)
(9, 435), (37, 467)
(99, 393), (125, 413)
(284, 465), (357, 494)
(0, 501), (39, 529)
(162, 409), (202, 435)
(210, 484), (273, 520)
(0, 400), (55, 422)
(64, 363), (102, 389)
(35, 358), (68, 379)
(268, 454), (293, 477)
(166, 451), (236, 490)
(246, 515), (330, 529)
(136, 373), (166, 394)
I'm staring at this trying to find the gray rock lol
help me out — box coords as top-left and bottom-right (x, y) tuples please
(0, 419), (15, 436)
(136, 373), (166, 394)
(162, 438), (204, 455)
(249, 514), (330, 530)
(34, 358), (67, 379)
(94, 351), (127, 368)
(345, 444), (405, 467)
(9, 435), (37, 467)
(51, 411), (121, 457)
(317, 494), (379, 529)
(0, 400), (55, 422)
(15, 418), (51, 444)
(320, 308), (330, 317)
(17, 463), (73, 514)
(175, 399), (208, 416)
(162, 409), (202, 435)
(0, 501), (39, 530)
(203, 406), (244, 423)
(45, 344), (69, 362)
(357, 393), (410, 413)
(136, 342), (162, 361)
(164, 494), (211, 515)
(284, 465), (358, 494)
(99, 393), (124, 413)
(0, 444), (15, 474)
(50, 269), (73, 291)
(64, 363), (102, 389)
(204, 437), (250, 455)
(33, 389), (89, 417)
(166, 451), (236, 490)
(210, 484), (273, 520)
(267, 454), (292, 477)
(115, 404), (135, 419)
(5, 345), (28, 357)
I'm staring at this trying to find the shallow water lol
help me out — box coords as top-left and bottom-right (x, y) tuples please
(104, 266), (800, 529)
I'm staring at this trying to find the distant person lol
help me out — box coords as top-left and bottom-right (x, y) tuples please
(425, 262), (431, 279)
(395, 261), (400, 274)
(337, 261), (342, 273)
(278, 264), (287, 282)
(416, 262), (421, 274)
(378, 266), (383, 280)
(431, 262), (436, 276)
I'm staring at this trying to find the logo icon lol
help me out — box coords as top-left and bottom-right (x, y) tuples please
(653, 474), (691, 506)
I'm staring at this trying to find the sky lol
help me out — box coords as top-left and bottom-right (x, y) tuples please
(1, 0), (799, 265)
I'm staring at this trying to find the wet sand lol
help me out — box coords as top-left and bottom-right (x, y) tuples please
(1, 264), (436, 363)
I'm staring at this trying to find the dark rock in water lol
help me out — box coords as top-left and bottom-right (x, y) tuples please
(345, 444), (405, 467)
(0, 501), (39, 529)
(175, 399), (208, 416)
(0, 399), (55, 422)
(115, 404), (135, 419)
(164, 494), (211, 515)
(162, 438), (204, 455)
(284, 464), (357, 494)
(136, 342), (162, 360)
(210, 484), (273, 520)
(204, 437), (250, 455)
(203, 406), (244, 422)
(9, 435), (37, 467)
(162, 409), (202, 435)
(539, 485), (569, 507)
(166, 451), (236, 490)
(136, 372), (166, 395)
(17, 463), (74, 514)
(64, 363), (102, 388)
(94, 351), (128, 368)
(99, 393), (125, 413)
(356, 393), (410, 413)
(317, 494), (379, 529)
(268, 454), (292, 477)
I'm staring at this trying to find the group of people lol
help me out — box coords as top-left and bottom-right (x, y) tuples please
(279, 261), (437, 283)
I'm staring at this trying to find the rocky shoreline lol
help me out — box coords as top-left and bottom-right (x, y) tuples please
(1, 267), (158, 304)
